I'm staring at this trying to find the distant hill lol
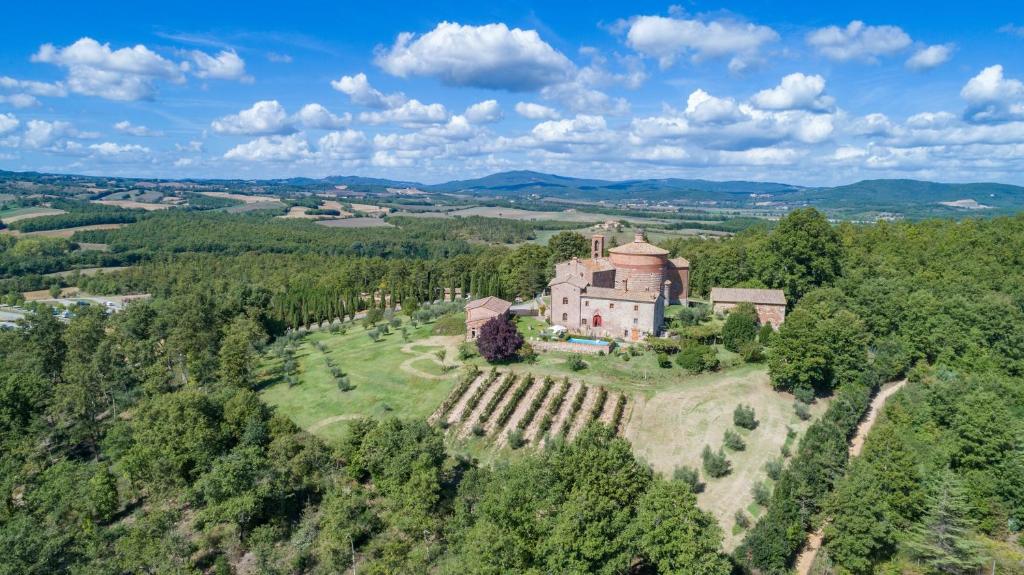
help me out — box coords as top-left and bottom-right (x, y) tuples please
(789, 179), (1024, 218)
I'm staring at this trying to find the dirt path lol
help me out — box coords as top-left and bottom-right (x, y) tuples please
(484, 376), (533, 436)
(397, 336), (462, 380)
(599, 392), (622, 425)
(439, 371), (490, 425)
(524, 379), (569, 443)
(793, 379), (908, 575)
(541, 380), (584, 447)
(429, 371), (484, 425)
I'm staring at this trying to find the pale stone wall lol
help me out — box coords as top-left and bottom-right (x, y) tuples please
(580, 296), (661, 341)
(532, 339), (611, 355)
(551, 283), (582, 328)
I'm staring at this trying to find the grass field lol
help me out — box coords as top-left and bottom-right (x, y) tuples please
(316, 218), (393, 228)
(258, 318), (463, 441)
(0, 206), (66, 223)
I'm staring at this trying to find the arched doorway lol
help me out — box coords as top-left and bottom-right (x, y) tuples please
(592, 313), (603, 327)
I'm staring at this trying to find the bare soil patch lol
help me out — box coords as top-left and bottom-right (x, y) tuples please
(92, 199), (170, 210)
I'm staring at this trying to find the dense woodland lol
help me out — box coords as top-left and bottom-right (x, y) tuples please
(0, 206), (1021, 573)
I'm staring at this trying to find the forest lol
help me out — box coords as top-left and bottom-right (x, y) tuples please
(0, 206), (1021, 573)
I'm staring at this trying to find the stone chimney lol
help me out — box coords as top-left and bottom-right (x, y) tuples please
(634, 230), (645, 243)
(592, 234), (605, 259)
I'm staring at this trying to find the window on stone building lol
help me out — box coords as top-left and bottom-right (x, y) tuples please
(584, 301), (589, 307)
(562, 297), (568, 305)
(624, 329), (628, 337)
(562, 313), (567, 321)
(582, 318), (588, 326)
(633, 305), (638, 311)
(633, 318), (638, 325)
(609, 303), (615, 309)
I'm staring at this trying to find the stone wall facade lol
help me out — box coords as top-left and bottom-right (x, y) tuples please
(712, 301), (786, 329)
(532, 339), (611, 355)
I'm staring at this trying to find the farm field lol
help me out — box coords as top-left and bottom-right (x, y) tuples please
(0, 206), (66, 222)
(7, 223), (128, 238)
(198, 191), (282, 204)
(92, 199), (170, 210)
(277, 200), (353, 219)
(316, 217), (393, 228)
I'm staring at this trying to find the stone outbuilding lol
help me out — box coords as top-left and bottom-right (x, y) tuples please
(709, 287), (787, 328)
(464, 296), (512, 341)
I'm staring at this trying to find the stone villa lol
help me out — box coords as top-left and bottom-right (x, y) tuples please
(548, 233), (689, 341)
(710, 287), (787, 328)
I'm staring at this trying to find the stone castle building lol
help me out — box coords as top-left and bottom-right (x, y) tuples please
(710, 287), (787, 328)
(548, 233), (689, 341)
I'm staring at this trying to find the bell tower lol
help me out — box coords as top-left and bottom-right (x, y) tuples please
(592, 234), (605, 259)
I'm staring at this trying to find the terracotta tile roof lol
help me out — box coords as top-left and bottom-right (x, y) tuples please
(548, 275), (589, 288)
(581, 257), (615, 271)
(465, 296), (512, 314)
(710, 287), (787, 306)
(669, 257), (690, 268)
(583, 286), (661, 302)
(608, 238), (669, 256)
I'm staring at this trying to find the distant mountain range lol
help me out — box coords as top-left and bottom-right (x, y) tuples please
(3, 168), (1024, 219)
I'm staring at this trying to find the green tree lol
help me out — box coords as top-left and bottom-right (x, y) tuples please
(902, 471), (984, 575)
(722, 302), (759, 352)
(630, 481), (730, 575)
(217, 314), (267, 388)
(547, 230), (590, 267)
(759, 207), (843, 301)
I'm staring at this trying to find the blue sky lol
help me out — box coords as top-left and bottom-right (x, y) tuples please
(1, 0), (1022, 184)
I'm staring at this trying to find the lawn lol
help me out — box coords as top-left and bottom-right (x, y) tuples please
(258, 317), (464, 441)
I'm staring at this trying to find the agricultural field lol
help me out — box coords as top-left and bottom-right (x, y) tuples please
(0, 206), (66, 222)
(315, 217), (393, 228)
(3, 222), (127, 238)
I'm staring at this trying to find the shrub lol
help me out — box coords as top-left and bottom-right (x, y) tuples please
(702, 445), (732, 478)
(611, 394), (627, 433)
(457, 341), (476, 360)
(740, 341), (765, 363)
(589, 387), (608, 422)
(647, 338), (681, 355)
(336, 376), (352, 392)
(794, 401), (812, 421)
(758, 323), (774, 345)
(431, 314), (466, 336)
(657, 352), (672, 368)
(518, 342), (537, 363)
(735, 510), (751, 530)
(476, 316), (523, 362)
(723, 302), (759, 352)
(677, 304), (711, 326)
(567, 354), (586, 371)
(471, 423), (485, 437)
(752, 481), (772, 506)
(672, 466), (704, 493)
(367, 329), (381, 342)
(733, 404), (759, 430)
(764, 458), (783, 480)
(724, 428), (746, 451)
(675, 342), (719, 373)
(793, 385), (815, 404)
(507, 429), (525, 449)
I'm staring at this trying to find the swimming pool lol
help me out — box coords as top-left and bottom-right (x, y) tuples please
(568, 337), (608, 346)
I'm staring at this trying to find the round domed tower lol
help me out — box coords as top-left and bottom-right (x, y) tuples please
(608, 231), (669, 292)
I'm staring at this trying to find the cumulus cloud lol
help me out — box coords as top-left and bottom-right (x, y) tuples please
(906, 44), (954, 70)
(89, 142), (150, 156)
(0, 76), (68, 97)
(465, 100), (502, 124)
(751, 73), (834, 112)
(0, 94), (39, 108)
(0, 113), (18, 135)
(374, 21), (575, 91)
(330, 73), (406, 109)
(961, 65), (1024, 123)
(515, 102), (560, 120)
(807, 21), (911, 62)
(531, 114), (612, 145)
(293, 103), (349, 129)
(540, 82), (630, 116)
(32, 37), (186, 101)
(19, 119), (97, 149)
(114, 120), (163, 137)
(318, 129), (369, 159)
(189, 49), (251, 82)
(624, 14), (778, 69)
(358, 99), (448, 126)
(850, 113), (897, 136)
(684, 89), (742, 124)
(224, 133), (312, 161)
(212, 100), (349, 135)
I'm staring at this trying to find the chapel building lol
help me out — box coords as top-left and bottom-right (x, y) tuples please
(548, 232), (689, 341)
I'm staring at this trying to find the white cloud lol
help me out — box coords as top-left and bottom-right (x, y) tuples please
(905, 111), (957, 129)
(807, 21), (912, 62)
(515, 102), (560, 120)
(0, 113), (18, 135)
(624, 15), (778, 69)
(176, 140), (204, 153)
(960, 65), (1024, 123)
(293, 103), (349, 129)
(330, 73), (406, 109)
(531, 114), (612, 145)
(318, 129), (369, 159)
(114, 120), (163, 137)
(464, 100), (502, 124)
(833, 146), (868, 161)
(267, 52), (293, 63)
(22, 120), (74, 148)
(751, 73), (833, 112)
(0, 76), (68, 97)
(906, 44), (954, 70)
(685, 89), (742, 124)
(89, 142), (150, 156)
(851, 113), (897, 136)
(0, 94), (39, 108)
(224, 133), (312, 161)
(718, 147), (802, 165)
(212, 100), (292, 135)
(358, 99), (448, 126)
(374, 21), (575, 91)
(540, 82), (630, 115)
(32, 37), (185, 101)
(189, 49), (251, 82)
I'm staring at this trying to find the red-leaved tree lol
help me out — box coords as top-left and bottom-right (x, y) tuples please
(476, 315), (524, 362)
